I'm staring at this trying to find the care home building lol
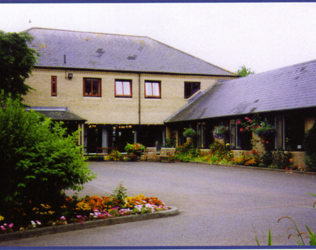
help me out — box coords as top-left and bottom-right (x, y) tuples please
(24, 28), (238, 153)
(165, 59), (316, 167)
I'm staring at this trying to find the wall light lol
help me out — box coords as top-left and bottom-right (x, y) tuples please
(68, 73), (73, 79)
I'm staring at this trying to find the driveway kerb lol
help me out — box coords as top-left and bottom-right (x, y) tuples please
(189, 161), (316, 175)
(0, 207), (179, 242)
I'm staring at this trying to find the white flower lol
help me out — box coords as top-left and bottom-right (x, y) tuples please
(31, 221), (36, 228)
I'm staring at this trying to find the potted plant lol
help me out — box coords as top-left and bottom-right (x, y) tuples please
(212, 125), (229, 139)
(183, 128), (196, 142)
(124, 143), (146, 156)
(254, 122), (275, 138)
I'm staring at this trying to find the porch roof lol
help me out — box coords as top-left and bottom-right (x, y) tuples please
(29, 107), (86, 122)
(26, 28), (237, 76)
(165, 59), (316, 123)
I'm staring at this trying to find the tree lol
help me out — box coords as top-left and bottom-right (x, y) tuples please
(0, 31), (39, 100)
(236, 65), (255, 77)
(0, 94), (96, 221)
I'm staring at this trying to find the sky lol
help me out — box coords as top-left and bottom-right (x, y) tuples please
(1, 2), (316, 74)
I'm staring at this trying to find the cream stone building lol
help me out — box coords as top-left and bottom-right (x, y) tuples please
(24, 28), (238, 152)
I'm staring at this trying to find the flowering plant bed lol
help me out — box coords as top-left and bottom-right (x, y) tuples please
(0, 183), (169, 236)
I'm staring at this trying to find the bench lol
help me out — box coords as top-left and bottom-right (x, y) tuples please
(143, 147), (157, 161)
(159, 148), (175, 163)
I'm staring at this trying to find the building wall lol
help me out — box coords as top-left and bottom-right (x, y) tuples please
(24, 68), (233, 125)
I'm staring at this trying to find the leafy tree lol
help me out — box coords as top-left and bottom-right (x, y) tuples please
(0, 94), (96, 220)
(0, 31), (39, 100)
(236, 65), (255, 77)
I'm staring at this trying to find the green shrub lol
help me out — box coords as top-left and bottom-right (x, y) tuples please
(183, 128), (197, 138)
(271, 147), (292, 169)
(304, 122), (316, 171)
(0, 95), (96, 220)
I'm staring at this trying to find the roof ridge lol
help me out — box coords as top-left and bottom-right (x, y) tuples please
(24, 27), (149, 40)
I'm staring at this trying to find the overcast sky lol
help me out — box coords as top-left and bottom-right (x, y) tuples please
(1, 2), (316, 74)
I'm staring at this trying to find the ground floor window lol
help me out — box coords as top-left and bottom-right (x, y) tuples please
(197, 122), (206, 148)
(276, 113), (305, 151)
(229, 118), (252, 150)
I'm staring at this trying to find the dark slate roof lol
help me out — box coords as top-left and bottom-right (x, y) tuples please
(165, 59), (316, 123)
(26, 28), (236, 76)
(29, 107), (86, 121)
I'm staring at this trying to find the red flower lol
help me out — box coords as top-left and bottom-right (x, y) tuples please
(237, 120), (241, 124)
(252, 126), (255, 129)
(257, 125), (260, 128)
(240, 128), (243, 132)
(249, 119), (252, 122)
(246, 152), (249, 155)
(245, 117), (249, 120)
(262, 139), (265, 142)
(246, 127), (249, 130)
(266, 141), (269, 144)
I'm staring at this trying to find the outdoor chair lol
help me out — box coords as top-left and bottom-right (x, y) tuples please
(159, 148), (175, 163)
(143, 147), (157, 161)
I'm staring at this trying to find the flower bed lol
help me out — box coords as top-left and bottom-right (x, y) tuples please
(0, 184), (169, 235)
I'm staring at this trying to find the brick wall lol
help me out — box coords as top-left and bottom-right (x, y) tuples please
(24, 68), (234, 125)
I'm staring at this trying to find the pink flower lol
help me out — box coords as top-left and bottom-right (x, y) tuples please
(248, 119), (252, 122)
(8, 223), (13, 228)
(0, 226), (5, 231)
(60, 216), (66, 220)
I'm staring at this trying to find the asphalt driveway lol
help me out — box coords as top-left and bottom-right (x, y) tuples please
(1, 161), (316, 246)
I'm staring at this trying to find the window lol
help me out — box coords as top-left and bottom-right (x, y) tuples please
(229, 118), (252, 150)
(197, 122), (206, 148)
(275, 113), (305, 151)
(115, 80), (132, 97)
(51, 76), (57, 96)
(185, 82), (200, 98)
(145, 81), (161, 98)
(83, 78), (101, 97)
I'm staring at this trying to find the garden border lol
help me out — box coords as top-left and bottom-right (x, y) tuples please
(0, 207), (179, 242)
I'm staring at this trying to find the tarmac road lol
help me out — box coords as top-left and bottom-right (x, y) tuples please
(1, 161), (316, 247)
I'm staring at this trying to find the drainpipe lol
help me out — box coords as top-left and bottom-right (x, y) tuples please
(138, 73), (141, 143)
(139, 73), (141, 125)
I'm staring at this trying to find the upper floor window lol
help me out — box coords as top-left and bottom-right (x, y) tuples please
(83, 78), (101, 97)
(115, 80), (132, 97)
(185, 82), (200, 98)
(51, 76), (57, 96)
(145, 81), (161, 98)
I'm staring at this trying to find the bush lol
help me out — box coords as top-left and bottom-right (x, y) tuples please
(209, 141), (234, 164)
(0, 95), (96, 220)
(271, 147), (292, 169)
(183, 128), (196, 138)
(304, 122), (316, 171)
